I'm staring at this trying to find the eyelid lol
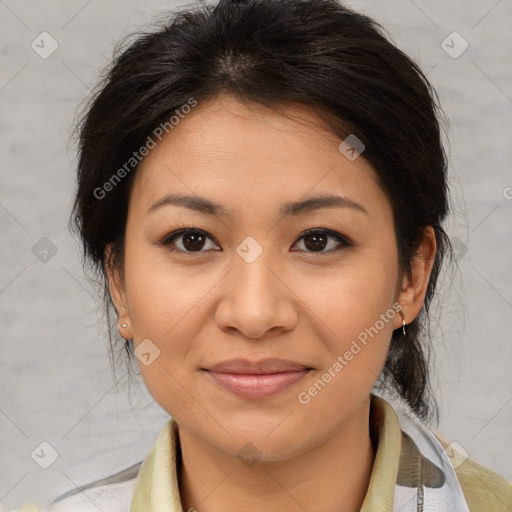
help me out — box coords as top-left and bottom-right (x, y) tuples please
(157, 226), (353, 254)
(158, 227), (221, 250)
(295, 228), (353, 250)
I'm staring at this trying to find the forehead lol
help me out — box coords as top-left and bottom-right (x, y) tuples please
(130, 94), (389, 221)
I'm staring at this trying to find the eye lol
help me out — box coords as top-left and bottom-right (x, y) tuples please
(159, 228), (220, 253)
(158, 227), (352, 254)
(291, 228), (352, 253)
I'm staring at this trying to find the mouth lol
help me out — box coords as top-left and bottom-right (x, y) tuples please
(201, 358), (313, 400)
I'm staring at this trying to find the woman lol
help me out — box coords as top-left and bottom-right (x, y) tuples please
(48, 0), (512, 510)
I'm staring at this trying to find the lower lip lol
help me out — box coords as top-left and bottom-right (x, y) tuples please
(203, 369), (310, 400)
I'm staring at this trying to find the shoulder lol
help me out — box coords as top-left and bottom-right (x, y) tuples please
(435, 435), (512, 512)
(455, 455), (512, 512)
(46, 462), (141, 512)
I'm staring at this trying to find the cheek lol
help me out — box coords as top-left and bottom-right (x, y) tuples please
(123, 239), (213, 341)
(307, 245), (398, 330)
(121, 246), (204, 397)
(297, 245), (398, 382)
(292, 276), (397, 423)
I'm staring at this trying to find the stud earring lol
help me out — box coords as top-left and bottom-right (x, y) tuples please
(121, 323), (128, 328)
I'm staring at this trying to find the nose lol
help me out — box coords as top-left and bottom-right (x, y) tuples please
(214, 245), (299, 340)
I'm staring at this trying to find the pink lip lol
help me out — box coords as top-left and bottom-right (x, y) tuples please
(201, 358), (312, 400)
(204, 369), (311, 400)
(204, 357), (311, 374)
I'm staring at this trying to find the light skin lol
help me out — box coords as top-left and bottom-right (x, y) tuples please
(107, 94), (436, 512)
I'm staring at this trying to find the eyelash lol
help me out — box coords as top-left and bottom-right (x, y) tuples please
(157, 226), (353, 255)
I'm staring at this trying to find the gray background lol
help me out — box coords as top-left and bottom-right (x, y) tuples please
(1, 0), (511, 509)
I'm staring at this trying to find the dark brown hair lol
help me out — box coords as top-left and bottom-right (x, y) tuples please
(71, 0), (453, 423)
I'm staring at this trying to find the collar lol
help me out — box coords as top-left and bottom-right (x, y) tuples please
(130, 395), (468, 511)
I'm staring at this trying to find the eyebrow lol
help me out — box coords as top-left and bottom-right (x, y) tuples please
(146, 193), (368, 218)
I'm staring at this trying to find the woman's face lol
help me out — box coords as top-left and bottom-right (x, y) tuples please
(110, 94), (412, 460)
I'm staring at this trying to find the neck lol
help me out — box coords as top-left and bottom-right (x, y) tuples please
(177, 398), (375, 512)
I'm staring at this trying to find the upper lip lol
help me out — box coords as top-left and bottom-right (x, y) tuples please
(203, 358), (311, 375)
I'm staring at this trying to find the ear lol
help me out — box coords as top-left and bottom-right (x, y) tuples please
(397, 226), (437, 326)
(104, 244), (132, 339)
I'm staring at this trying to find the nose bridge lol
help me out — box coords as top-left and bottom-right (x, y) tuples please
(215, 235), (297, 338)
(233, 234), (281, 307)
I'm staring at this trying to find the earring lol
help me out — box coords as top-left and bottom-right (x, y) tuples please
(398, 310), (406, 337)
(121, 323), (128, 328)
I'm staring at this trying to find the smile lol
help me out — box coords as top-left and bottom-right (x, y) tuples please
(202, 369), (311, 400)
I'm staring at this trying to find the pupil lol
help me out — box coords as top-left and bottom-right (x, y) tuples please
(305, 232), (327, 251)
(184, 233), (204, 251)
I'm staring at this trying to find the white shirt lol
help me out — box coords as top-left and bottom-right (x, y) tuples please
(46, 478), (137, 512)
